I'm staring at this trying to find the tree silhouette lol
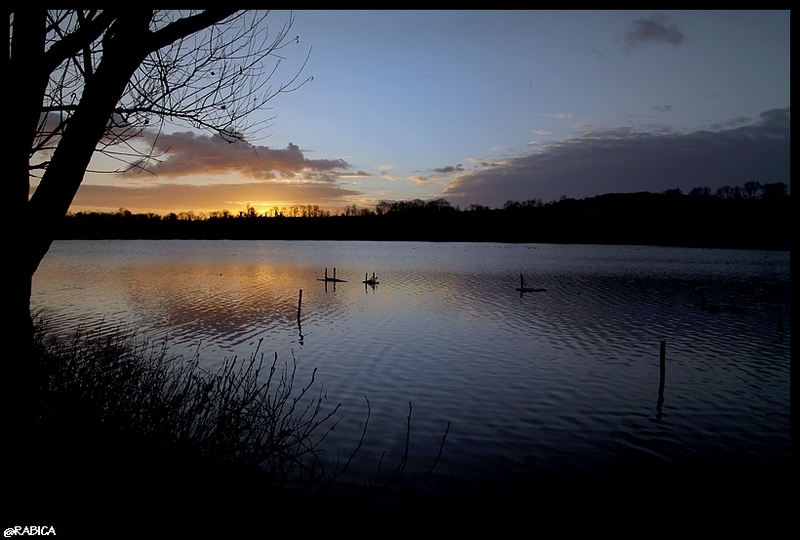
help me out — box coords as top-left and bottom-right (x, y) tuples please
(742, 181), (763, 199)
(760, 182), (788, 202)
(6, 9), (309, 420)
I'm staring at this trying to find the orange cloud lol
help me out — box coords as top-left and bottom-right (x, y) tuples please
(66, 130), (363, 213)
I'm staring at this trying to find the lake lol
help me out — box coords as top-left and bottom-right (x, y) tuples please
(32, 240), (791, 499)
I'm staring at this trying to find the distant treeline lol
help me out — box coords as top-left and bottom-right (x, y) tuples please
(58, 182), (791, 249)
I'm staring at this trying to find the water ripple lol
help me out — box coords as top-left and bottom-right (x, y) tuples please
(33, 240), (790, 492)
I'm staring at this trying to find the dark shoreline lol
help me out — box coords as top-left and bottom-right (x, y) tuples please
(57, 191), (792, 251)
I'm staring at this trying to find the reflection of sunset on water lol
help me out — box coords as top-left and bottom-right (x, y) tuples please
(33, 240), (790, 495)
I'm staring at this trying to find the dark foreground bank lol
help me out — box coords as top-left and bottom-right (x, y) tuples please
(6, 324), (792, 536)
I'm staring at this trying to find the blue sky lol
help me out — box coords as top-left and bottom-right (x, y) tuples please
(72, 10), (790, 214)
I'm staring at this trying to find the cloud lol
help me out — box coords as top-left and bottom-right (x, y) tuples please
(708, 116), (751, 130)
(432, 164), (464, 174)
(623, 14), (684, 51)
(443, 108), (789, 208)
(32, 111), (149, 167)
(340, 170), (372, 178)
(62, 130), (362, 212)
(650, 105), (672, 113)
(127, 131), (350, 181)
(534, 113), (573, 119)
(407, 164), (467, 185)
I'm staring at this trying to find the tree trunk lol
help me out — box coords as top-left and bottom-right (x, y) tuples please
(5, 8), (49, 442)
(4, 11), (154, 451)
(5, 7), (240, 416)
(5, 9), (244, 498)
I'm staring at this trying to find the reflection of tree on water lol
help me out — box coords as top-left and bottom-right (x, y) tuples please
(760, 282), (786, 335)
(322, 280), (338, 293)
(318, 268), (346, 293)
(296, 289), (304, 346)
(363, 272), (379, 293)
(698, 281), (788, 334)
(656, 340), (666, 421)
(699, 286), (747, 314)
(516, 274), (546, 297)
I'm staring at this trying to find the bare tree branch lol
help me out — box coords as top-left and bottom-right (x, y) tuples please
(29, 10), (310, 176)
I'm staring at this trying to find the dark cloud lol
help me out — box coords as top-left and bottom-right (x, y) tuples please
(754, 108), (790, 129)
(708, 116), (751, 130)
(408, 164), (466, 185)
(32, 112), (144, 161)
(443, 108), (789, 208)
(651, 105), (672, 113)
(623, 14), (684, 51)
(433, 164), (464, 174)
(127, 131), (350, 180)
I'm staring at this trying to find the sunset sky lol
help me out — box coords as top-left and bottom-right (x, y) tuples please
(61, 10), (790, 215)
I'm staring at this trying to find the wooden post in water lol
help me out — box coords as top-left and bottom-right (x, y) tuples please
(297, 289), (303, 319)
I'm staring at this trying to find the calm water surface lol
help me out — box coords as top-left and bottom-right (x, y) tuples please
(33, 241), (791, 496)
